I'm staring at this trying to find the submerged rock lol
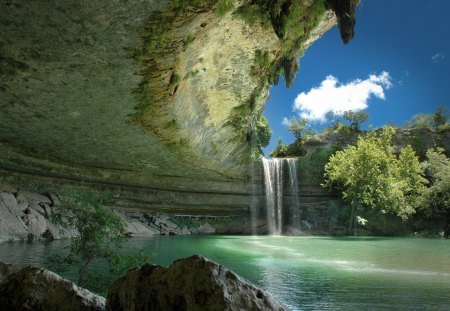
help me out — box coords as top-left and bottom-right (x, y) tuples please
(107, 255), (289, 311)
(0, 265), (105, 311)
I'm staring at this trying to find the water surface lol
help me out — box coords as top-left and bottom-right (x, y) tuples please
(1, 236), (449, 310)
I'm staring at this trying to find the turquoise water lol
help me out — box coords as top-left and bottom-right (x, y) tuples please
(1, 236), (449, 310)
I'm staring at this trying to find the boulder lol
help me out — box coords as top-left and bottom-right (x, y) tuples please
(154, 216), (178, 230)
(49, 193), (61, 207)
(44, 221), (62, 240)
(43, 221), (78, 240)
(122, 221), (158, 237)
(23, 210), (47, 237)
(106, 255), (289, 311)
(113, 209), (158, 236)
(28, 201), (46, 215)
(0, 266), (105, 311)
(180, 226), (191, 235)
(197, 223), (215, 234)
(17, 201), (29, 212)
(16, 190), (52, 204)
(0, 262), (16, 283)
(0, 192), (22, 217)
(0, 202), (28, 242)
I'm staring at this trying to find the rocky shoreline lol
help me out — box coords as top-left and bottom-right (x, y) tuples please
(0, 185), (256, 243)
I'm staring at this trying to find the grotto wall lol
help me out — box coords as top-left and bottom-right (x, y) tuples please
(0, 0), (347, 214)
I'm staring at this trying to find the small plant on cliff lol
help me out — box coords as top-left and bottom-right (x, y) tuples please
(169, 73), (181, 87)
(215, 0), (234, 16)
(48, 189), (149, 294)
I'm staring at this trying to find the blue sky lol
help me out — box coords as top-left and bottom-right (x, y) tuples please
(263, 0), (450, 155)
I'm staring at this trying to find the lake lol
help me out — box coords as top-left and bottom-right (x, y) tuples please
(1, 236), (449, 310)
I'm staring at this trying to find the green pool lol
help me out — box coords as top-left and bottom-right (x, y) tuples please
(1, 236), (449, 310)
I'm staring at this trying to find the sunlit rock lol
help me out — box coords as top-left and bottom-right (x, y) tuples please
(107, 255), (289, 311)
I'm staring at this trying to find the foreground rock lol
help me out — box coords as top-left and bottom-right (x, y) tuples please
(107, 255), (289, 311)
(0, 265), (105, 311)
(0, 261), (16, 283)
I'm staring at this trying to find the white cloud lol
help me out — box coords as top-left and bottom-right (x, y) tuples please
(431, 53), (445, 63)
(292, 71), (392, 122)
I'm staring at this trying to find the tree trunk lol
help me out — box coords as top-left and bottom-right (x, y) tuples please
(348, 202), (356, 235)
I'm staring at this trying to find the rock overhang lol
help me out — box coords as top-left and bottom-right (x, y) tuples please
(0, 0), (356, 212)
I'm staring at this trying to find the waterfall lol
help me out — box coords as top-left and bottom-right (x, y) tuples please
(261, 157), (300, 235)
(286, 159), (301, 232)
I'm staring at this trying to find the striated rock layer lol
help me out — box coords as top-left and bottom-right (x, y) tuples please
(0, 0), (336, 214)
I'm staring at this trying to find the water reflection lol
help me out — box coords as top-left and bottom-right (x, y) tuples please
(1, 236), (449, 310)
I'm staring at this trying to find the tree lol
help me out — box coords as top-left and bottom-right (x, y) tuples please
(342, 110), (369, 131)
(269, 137), (288, 157)
(403, 113), (434, 129)
(49, 189), (149, 293)
(422, 148), (450, 216)
(433, 106), (448, 128)
(324, 110), (342, 127)
(286, 118), (307, 140)
(323, 127), (427, 234)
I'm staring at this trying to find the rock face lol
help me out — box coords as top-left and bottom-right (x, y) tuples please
(0, 186), (254, 241)
(0, 265), (105, 311)
(0, 0), (337, 214)
(107, 255), (289, 311)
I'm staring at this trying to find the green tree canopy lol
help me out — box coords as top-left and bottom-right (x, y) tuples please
(323, 127), (427, 234)
(342, 110), (369, 131)
(422, 148), (450, 216)
(269, 137), (288, 158)
(285, 118), (307, 140)
(49, 189), (149, 293)
(432, 106), (449, 129)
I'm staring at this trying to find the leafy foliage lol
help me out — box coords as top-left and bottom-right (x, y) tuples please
(169, 73), (181, 87)
(215, 0), (234, 16)
(270, 137), (289, 157)
(342, 110), (369, 131)
(404, 113), (434, 129)
(286, 118), (308, 140)
(403, 106), (449, 130)
(298, 147), (338, 180)
(422, 148), (450, 216)
(323, 127), (427, 234)
(256, 116), (272, 148)
(48, 189), (150, 293)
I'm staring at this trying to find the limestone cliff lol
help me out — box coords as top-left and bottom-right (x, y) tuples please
(0, 0), (348, 213)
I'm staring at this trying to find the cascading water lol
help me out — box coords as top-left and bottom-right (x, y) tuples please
(261, 157), (301, 235)
(286, 158), (301, 232)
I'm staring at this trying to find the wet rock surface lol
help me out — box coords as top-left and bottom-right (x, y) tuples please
(107, 255), (289, 311)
